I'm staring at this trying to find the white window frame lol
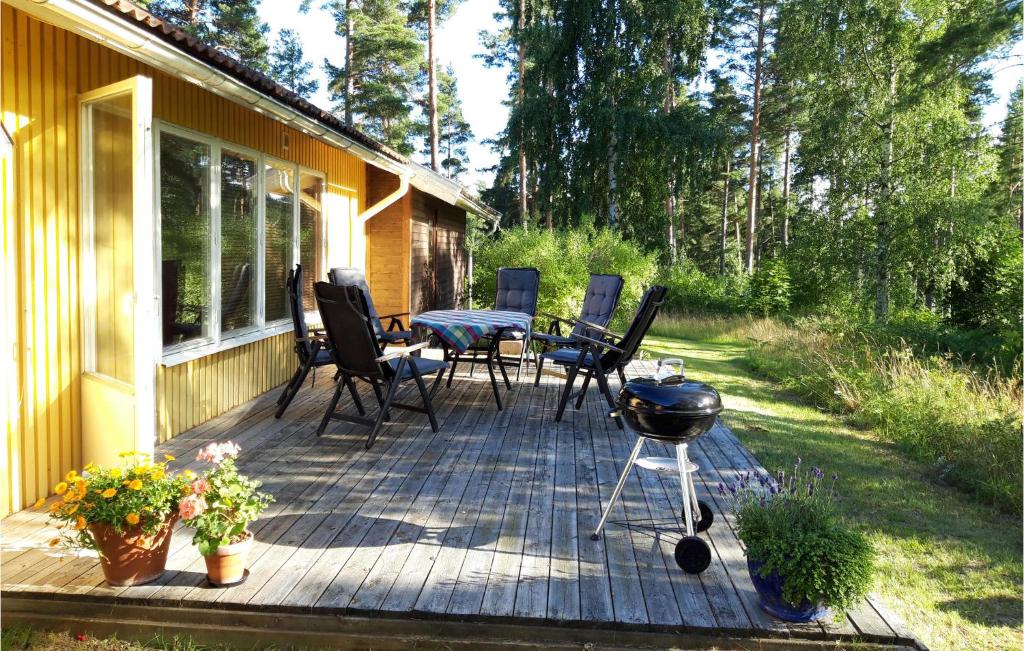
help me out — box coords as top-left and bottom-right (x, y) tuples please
(155, 120), (326, 366)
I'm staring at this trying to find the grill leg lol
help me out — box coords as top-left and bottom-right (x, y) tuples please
(677, 443), (696, 537)
(591, 437), (646, 540)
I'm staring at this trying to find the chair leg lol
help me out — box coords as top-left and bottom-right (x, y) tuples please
(616, 366), (627, 388)
(276, 359), (313, 419)
(593, 366), (622, 429)
(533, 355), (545, 387)
(575, 370), (593, 410)
(316, 381), (345, 437)
(491, 339), (512, 389)
(515, 341), (527, 381)
(344, 376), (365, 416)
(368, 368), (402, 449)
(430, 368), (446, 399)
(277, 366), (302, 405)
(484, 350), (503, 411)
(554, 362), (580, 422)
(412, 368), (439, 432)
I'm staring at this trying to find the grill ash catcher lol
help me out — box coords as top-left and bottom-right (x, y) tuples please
(592, 358), (723, 574)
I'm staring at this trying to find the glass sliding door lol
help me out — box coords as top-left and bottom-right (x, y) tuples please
(220, 149), (258, 333)
(298, 170), (324, 311)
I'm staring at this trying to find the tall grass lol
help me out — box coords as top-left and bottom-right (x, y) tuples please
(655, 314), (1023, 512)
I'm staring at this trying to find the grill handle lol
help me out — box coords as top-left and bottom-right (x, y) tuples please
(656, 357), (685, 382)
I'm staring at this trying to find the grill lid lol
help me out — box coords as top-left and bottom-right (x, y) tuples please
(617, 359), (723, 418)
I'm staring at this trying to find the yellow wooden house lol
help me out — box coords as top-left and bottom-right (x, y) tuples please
(0, 0), (497, 517)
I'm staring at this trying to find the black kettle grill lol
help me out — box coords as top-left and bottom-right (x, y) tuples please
(592, 358), (723, 574)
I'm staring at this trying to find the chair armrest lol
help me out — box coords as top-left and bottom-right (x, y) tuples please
(375, 341), (431, 363)
(538, 311), (576, 326)
(378, 312), (410, 320)
(572, 332), (625, 354)
(569, 317), (619, 338)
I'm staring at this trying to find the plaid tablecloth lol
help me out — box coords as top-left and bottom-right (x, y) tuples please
(411, 309), (532, 354)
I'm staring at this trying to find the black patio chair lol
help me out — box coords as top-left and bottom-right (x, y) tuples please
(328, 266), (412, 348)
(275, 265), (335, 419)
(466, 267), (540, 381)
(532, 273), (624, 386)
(540, 285), (668, 427)
(315, 282), (449, 449)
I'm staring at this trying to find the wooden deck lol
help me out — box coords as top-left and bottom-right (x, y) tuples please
(1, 359), (921, 649)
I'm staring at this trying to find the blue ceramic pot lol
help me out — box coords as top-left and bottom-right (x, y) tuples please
(747, 559), (831, 622)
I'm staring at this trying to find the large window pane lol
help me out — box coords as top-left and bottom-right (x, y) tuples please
(298, 172), (324, 311)
(264, 161), (294, 321)
(220, 149), (258, 332)
(160, 132), (211, 347)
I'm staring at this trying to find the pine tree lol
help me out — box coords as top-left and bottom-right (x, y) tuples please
(270, 29), (320, 99)
(436, 66), (473, 178)
(143, 0), (270, 72)
(323, 0), (423, 153)
(996, 81), (1023, 227)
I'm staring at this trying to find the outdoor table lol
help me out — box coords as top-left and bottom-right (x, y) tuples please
(411, 309), (532, 411)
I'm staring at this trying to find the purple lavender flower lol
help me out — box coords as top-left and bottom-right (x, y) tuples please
(718, 483), (726, 496)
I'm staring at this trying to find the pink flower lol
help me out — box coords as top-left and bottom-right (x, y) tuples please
(191, 478), (210, 495)
(178, 494), (207, 520)
(196, 441), (241, 465)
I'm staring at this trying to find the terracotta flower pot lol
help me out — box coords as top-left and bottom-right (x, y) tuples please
(204, 531), (253, 586)
(88, 515), (177, 587)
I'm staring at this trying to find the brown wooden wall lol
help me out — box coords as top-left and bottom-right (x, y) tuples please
(411, 190), (467, 315)
(364, 166), (410, 319)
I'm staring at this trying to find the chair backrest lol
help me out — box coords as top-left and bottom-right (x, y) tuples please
(601, 285), (667, 368)
(327, 266), (385, 338)
(286, 265), (312, 361)
(315, 281), (390, 379)
(572, 273), (624, 336)
(495, 267), (540, 316)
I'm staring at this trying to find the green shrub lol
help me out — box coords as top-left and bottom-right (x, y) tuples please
(657, 261), (748, 316)
(746, 258), (792, 316)
(471, 227), (658, 331)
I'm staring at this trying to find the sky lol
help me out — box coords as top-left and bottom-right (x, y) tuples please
(260, 0), (1022, 191)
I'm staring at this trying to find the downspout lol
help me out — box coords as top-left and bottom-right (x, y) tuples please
(352, 171), (411, 267)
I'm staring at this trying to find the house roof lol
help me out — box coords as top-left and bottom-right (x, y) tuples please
(82, 0), (499, 221)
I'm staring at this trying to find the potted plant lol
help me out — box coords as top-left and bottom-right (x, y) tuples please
(720, 460), (874, 622)
(179, 441), (273, 587)
(40, 452), (189, 586)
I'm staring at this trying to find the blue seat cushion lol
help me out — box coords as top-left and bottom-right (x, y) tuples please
(388, 356), (448, 380)
(532, 332), (575, 347)
(381, 330), (413, 343)
(540, 347), (595, 367)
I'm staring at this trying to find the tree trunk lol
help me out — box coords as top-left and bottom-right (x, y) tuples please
(517, 0), (528, 228)
(427, 0), (439, 171)
(664, 42), (676, 261)
(720, 157), (730, 274)
(875, 70), (897, 322)
(344, 0), (354, 126)
(744, 1), (766, 274)
(782, 126), (791, 247)
(607, 125), (619, 229)
(678, 195), (686, 259)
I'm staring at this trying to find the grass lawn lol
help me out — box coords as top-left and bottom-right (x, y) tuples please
(642, 332), (1023, 651)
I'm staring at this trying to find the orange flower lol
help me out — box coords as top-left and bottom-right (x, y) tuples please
(101, 488), (117, 499)
(32, 498), (46, 509)
(109, 468), (122, 479)
(164, 453), (176, 462)
(125, 513), (140, 526)
(75, 480), (88, 499)
(65, 503), (79, 515)
(54, 482), (68, 495)
(150, 469), (165, 481)
(128, 479), (143, 491)
(49, 502), (61, 513)
(74, 516), (87, 531)
(65, 470), (78, 482)
(182, 469), (196, 480)
(48, 537), (61, 547)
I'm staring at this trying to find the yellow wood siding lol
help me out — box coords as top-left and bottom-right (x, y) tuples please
(0, 6), (366, 515)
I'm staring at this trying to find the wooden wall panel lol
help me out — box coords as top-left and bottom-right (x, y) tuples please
(364, 165), (410, 319)
(0, 6), (367, 515)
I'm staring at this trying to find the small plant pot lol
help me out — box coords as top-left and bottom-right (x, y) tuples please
(89, 515), (177, 587)
(204, 531), (253, 586)
(747, 559), (831, 622)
